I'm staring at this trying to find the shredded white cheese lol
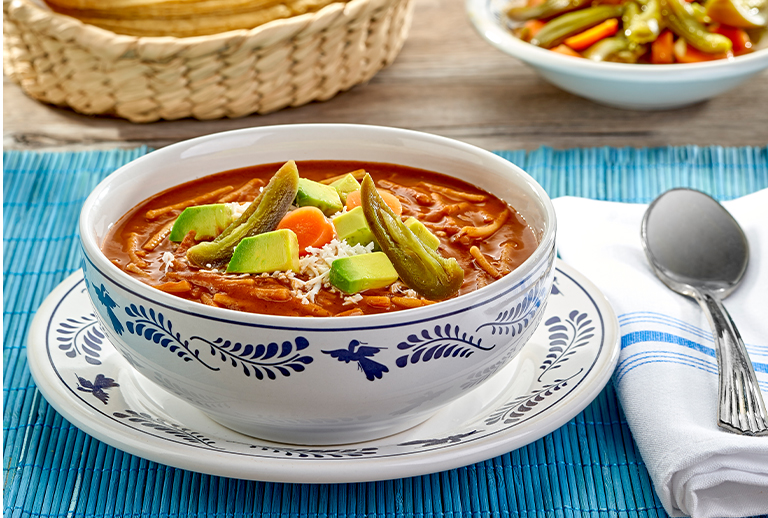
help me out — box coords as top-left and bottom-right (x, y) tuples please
(390, 281), (419, 299)
(161, 252), (175, 273)
(226, 202), (250, 220)
(343, 294), (364, 306)
(285, 239), (375, 304)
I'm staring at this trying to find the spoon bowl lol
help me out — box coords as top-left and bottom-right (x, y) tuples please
(641, 188), (768, 436)
(642, 188), (749, 298)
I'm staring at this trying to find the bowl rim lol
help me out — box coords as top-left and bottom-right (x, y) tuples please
(79, 123), (557, 329)
(466, 0), (768, 77)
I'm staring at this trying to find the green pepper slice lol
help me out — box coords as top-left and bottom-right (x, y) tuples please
(583, 35), (631, 60)
(360, 175), (464, 300)
(186, 160), (300, 269)
(531, 5), (625, 48)
(660, 0), (733, 52)
(623, 0), (663, 44)
(583, 34), (648, 62)
(507, 0), (590, 21)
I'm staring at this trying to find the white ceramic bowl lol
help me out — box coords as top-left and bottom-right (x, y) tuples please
(79, 124), (556, 445)
(467, 0), (768, 110)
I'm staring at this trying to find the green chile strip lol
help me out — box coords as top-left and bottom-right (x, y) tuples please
(507, 0), (589, 21)
(660, 0), (732, 52)
(623, 0), (662, 44)
(583, 35), (630, 60)
(186, 160), (300, 269)
(532, 5), (625, 48)
(360, 175), (464, 300)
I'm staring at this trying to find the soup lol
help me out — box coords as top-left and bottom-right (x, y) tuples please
(102, 160), (538, 317)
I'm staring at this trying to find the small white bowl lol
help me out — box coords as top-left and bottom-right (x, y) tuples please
(467, 0), (768, 110)
(79, 124), (556, 445)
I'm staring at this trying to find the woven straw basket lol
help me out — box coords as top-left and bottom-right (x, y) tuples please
(2, 0), (413, 122)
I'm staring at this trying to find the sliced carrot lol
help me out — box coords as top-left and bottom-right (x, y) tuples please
(673, 38), (731, 63)
(277, 206), (335, 254)
(651, 30), (675, 64)
(713, 25), (753, 55)
(564, 18), (619, 51)
(525, 19), (547, 39)
(516, 20), (546, 42)
(346, 189), (403, 215)
(551, 44), (583, 57)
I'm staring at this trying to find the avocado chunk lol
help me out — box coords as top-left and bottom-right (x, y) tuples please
(332, 206), (376, 247)
(226, 229), (299, 274)
(329, 173), (361, 203)
(295, 178), (343, 216)
(169, 204), (234, 242)
(329, 252), (399, 294)
(404, 217), (440, 250)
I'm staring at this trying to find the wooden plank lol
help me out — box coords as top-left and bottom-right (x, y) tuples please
(4, 0), (768, 151)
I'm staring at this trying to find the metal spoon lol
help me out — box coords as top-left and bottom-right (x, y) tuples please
(641, 188), (768, 436)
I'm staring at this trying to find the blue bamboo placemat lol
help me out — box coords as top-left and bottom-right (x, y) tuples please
(4, 145), (768, 518)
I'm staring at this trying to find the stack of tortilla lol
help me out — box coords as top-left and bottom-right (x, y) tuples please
(44, 0), (344, 37)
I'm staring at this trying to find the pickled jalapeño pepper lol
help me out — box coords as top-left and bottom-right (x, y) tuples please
(186, 160), (300, 269)
(360, 175), (464, 300)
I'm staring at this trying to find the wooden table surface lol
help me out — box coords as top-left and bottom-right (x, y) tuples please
(4, 0), (768, 152)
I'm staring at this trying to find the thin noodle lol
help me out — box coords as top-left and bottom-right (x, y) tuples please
(499, 243), (515, 275)
(363, 296), (391, 309)
(251, 286), (292, 302)
(299, 302), (332, 317)
(167, 270), (257, 291)
(470, 246), (501, 279)
(175, 231), (197, 256)
(143, 220), (174, 251)
(391, 297), (436, 308)
(155, 280), (192, 293)
(218, 178), (264, 202)
(200, 293), (219, 307)
(145, 185), (235, 220)
(421, 221), (461, 235)
(212, 292), (276, 313)
(458, 209), (509, 239)
(127, 233), (148, 267)
(377, 180), (433, 205)
(418, 182), (486, 202)
(320, 169), (366, 185)
(335, 308), (365, 317)
(443, 202), (472, 216)
(125, 262), (150, 277)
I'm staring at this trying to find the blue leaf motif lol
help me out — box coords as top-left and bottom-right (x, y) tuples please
(55, 313), (104, 365)
(263, 343), (279, 360)
(187, 335), (315, 381)
(537, 309), (593, 381)
(395, 322), (492, 368)
(123, 305), (218, 371)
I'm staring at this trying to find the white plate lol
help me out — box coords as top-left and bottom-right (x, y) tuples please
(27, 260), (619, 483)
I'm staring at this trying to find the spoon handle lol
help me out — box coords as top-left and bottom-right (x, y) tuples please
(695, 289), (768, 436)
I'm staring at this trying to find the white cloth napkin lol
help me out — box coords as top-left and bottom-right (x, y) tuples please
(553, 189), (768, 518)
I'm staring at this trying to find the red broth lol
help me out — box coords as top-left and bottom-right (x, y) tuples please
(102, 161), (538, 316)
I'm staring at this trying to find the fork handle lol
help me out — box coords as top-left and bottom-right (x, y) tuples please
(695, 289), (768, 436)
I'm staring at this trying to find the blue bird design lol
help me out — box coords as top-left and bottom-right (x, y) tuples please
(76, 373), (119, 404)
(322, 340), (389, 381)
(95, 284), (124, 335)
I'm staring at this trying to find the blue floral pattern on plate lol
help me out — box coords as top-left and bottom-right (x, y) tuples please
(31, 261), (619, 483)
